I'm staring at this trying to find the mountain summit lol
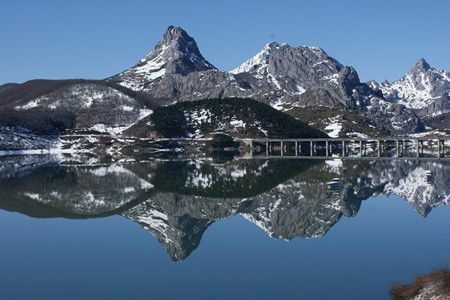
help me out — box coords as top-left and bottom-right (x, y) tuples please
(373, 58), (450, 126)
(368, 57), (450, 131)
(230, 42), (281, 76)
(230, 42), (376, 110)
(112, 26), (215, 91)
(409, 58), (431, 74)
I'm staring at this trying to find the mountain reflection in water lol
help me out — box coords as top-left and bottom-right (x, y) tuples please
(0, 155), (449, 261)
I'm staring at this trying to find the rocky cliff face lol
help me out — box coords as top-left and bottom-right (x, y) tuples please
(370, 58), (450, 131)
(372, 59), (450, 112)
(231, 42), (366, 109)
(111, 26), (216, 91)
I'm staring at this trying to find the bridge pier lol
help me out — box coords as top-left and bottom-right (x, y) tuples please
(246, 137), (449, 159)
(396, 139), (399, 157)
(416, 139), (419, 158)
(437, 139), (444, 158)
(359, 140), (363, 157)
(443, 140), (446, 158)
(377, 140), (381, 157)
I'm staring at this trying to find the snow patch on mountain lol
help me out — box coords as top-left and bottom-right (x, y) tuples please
(376, 59), (450, 110)
(114, 26), (215, 91)
(230, 42), (281, 76)
(324, 116), (342, 138)
(117, 46), (168, 90)
(85, 108), (152, 135)
(15, 84), (134, 111)
(384, 166), (450, 216)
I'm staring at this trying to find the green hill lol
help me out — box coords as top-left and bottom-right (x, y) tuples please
(125, 98), (327, 138)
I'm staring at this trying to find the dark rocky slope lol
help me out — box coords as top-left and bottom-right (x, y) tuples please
(124, 98), (327, 138)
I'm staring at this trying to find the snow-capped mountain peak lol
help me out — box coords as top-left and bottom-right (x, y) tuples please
(113, 25), (215, 91)
(375, 58), (450, 111)
(230, 42), (281, 75)
(409, 58), (431, 74)
(142, 25), (215, 70)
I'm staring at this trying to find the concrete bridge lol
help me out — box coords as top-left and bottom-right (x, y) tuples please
(241, 137), (450, 159)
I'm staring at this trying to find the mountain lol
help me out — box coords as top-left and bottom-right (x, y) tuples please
(229, 42), (423, 135)
(108, 26), (249, 106)
(372, 59), (450, 111)
(110, 26), (216, 91)
(0, 79), (93, 107)
(0, 82), (152, 135)
(369, 58), (450, 131)
(124, 98), (327, 138)
(231, 42), (369, 108)
(1, 25), (447, 142)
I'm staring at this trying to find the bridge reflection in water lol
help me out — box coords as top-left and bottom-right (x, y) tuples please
(244, 138), (450, 159)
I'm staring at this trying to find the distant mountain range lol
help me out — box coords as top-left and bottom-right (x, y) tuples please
(1, 25), (449, 149)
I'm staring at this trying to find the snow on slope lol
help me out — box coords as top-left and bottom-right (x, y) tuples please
(376, 59), (450, 110)
(12, 83), (153, 135)
(14, 84), (133, 111)
(115, 26), (215, 91)
(116, 45), (169, 91)
(230, 42), (281, 77)
(384, 166), (450, 216)
(230, 42), (338, 97)
(323, 116), (342, 138)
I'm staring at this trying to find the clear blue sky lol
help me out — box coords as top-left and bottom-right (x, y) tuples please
(1, 0), (449, 85)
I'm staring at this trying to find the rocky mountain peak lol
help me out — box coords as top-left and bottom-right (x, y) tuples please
(160, 25), (189, 45)
(141, 25), (215, 73)
(150, 26), (212, 66)
(112, 25), (215, 91)
(230, 42), (281, 75)
(381, 79), (390, 86)
(371, 58), (450, 119)
(229, 41), (380, 113)
(409, 58), (431, 74)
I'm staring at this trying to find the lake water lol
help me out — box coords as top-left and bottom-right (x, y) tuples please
(0, 155), (449, 300)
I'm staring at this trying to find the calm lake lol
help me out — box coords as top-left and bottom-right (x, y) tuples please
(0, 155), (449, 300)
